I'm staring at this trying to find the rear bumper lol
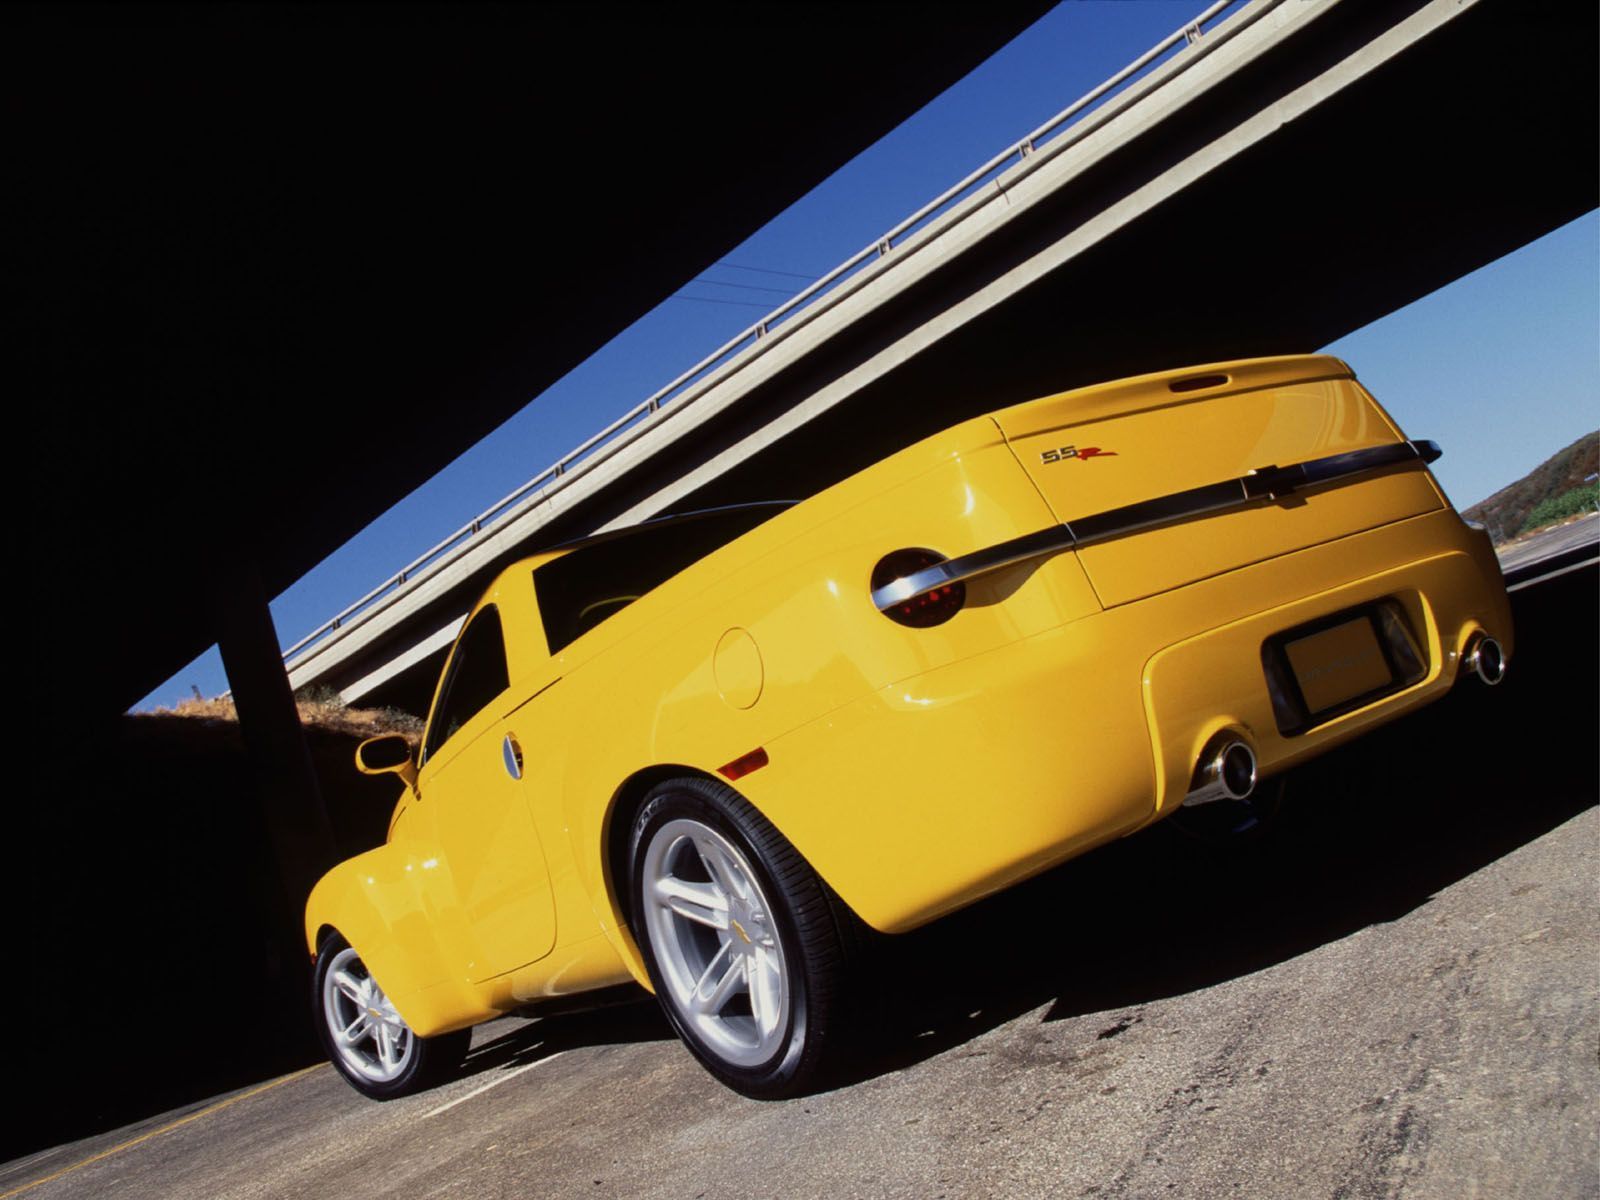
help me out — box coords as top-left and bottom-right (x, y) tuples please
(1139, 526), (1511, 818)
(752, 508), (1510, 934)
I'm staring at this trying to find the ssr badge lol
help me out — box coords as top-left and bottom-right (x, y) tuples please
(1040, 444), (1117, 464)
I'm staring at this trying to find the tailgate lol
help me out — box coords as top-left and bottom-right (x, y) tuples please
(994, 357), (1445, 607)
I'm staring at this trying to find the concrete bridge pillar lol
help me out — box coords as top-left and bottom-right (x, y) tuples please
(214, 562), (336, 915)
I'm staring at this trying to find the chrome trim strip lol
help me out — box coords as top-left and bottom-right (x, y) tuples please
(871, 525), (1072, 610)
(871, 439), (1442, 611)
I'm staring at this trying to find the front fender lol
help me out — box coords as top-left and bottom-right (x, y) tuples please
(303, 847), (494, 1037)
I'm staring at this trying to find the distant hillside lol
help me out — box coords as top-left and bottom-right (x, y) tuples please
(1461, 430), (1598, 542)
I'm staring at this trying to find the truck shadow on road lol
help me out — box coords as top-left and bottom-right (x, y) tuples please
(832, 565), (1597, 1089)
(453, 994), (670, 1083)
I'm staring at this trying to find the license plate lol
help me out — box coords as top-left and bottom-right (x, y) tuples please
(1283, 617), (1395, 715)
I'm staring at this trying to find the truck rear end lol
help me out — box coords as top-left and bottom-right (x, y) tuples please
(987, 354), (1510, 799)
(765, 355), (1512, 931)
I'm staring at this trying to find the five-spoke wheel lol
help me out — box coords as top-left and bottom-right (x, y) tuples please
(628, 776), (854, 1098)
(321, 945), (415, 1084)
(312, 935), (469, 1099)
(640, 817), (792, 1068)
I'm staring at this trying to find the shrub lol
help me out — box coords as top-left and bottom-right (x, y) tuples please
(1517, 482), (1600, 534)
(293, 682), (346, 708)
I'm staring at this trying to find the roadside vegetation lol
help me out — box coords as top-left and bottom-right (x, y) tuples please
(1461, 429), (1598, 544)
(151, 683), (423, 739)
(1516, 481), (1600, 535)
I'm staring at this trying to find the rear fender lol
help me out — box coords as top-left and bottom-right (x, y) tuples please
(555, 420), (1099, 966)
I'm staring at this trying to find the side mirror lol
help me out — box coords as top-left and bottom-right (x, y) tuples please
(355, 733), (418, 791)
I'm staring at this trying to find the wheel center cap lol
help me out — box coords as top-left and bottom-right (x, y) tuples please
(729, 918), (752, 944)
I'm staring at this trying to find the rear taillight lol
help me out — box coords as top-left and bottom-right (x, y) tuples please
(871, 548), (966, 628)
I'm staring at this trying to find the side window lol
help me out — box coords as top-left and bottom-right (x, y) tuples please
(534, 505), (783, 654)
(421, 605), (510, 764)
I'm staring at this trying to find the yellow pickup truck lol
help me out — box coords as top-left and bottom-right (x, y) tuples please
(306, 355), (1512, 1098)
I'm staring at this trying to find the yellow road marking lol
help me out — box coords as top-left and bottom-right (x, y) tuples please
(1, 1064), (327, 1199)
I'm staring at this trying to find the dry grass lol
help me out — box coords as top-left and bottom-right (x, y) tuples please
(145, 695), (423, 741)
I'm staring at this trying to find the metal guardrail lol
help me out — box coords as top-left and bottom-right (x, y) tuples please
(282, 0), (1243, 669)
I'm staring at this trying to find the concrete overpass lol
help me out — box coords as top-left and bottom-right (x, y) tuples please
(17, 1), (1047, 925)
(285, 0), (1597, 716)
(20, 3), (1046, 723)
(14, 5), (1062, 1138)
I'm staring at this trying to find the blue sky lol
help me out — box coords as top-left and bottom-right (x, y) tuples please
(137, 1), (1598, 711)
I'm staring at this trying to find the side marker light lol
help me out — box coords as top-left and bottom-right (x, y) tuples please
(718, 747), (769, 781)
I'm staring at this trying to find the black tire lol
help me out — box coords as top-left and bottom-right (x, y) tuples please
(312, 933), (471, 1100)
(627, 775), (856, 1098)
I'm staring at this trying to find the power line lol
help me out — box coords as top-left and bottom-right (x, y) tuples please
(670, 294), (777, 309)
(715, 260), (817, 282)
(689, 278), (799, 296)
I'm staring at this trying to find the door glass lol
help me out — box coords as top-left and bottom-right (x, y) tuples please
(422, 605), (510, 763)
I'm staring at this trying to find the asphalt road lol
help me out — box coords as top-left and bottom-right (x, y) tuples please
(6, 574), (1595, 1200)
(8, 809), (1592, 1200)
(1497, 512), (1599, 578)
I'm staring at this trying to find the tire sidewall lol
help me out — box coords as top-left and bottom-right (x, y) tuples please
(627, 780), (812, 1096)
(311, 933), (431, 1101)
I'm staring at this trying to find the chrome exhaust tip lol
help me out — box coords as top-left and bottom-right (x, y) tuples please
(1182, 738), (1258, 808)
(1464, 635), (1506, 686)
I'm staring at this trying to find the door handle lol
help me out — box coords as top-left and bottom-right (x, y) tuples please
(501, 733), (524, 781)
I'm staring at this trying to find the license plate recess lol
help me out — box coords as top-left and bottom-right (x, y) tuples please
(1262, 600), (1426, 736)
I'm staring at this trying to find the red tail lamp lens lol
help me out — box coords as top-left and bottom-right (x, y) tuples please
(872, 548), (966, 628)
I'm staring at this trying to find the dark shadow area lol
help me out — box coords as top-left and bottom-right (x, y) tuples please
(5, 715), (405, 1163)
(14, 3), (1047, 720)
(829, 564), (1597, 1088)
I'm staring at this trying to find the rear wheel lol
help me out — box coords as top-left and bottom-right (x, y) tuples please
(312, 934), (470, 1099)
(627, 776), (854, 1098)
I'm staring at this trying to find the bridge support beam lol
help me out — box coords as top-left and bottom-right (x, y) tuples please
(215, 563), (336, 915)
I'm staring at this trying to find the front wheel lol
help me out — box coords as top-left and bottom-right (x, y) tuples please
(628, 776), (855, 1098)
(312, 934), (469, 1099)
